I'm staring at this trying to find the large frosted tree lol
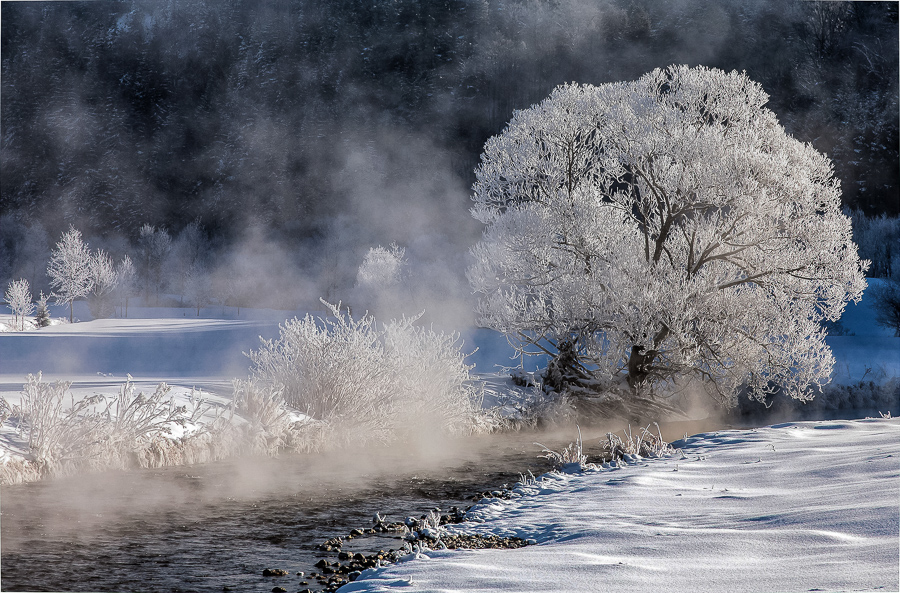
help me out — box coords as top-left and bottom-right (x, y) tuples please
(468, 66), (868, 415)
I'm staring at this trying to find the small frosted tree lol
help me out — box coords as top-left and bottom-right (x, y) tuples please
(184, 262), (210, 316)
(870, 260), (900, 336)
(357, 243), (407, 288)
(34, 291), (51, 328)
(47, 227), (94, 323)
(138, 224), (172, 305)
(468, 66), (868, 415)
(355, 243), (408, 317)
(5, 278), (34, 331)
(115, 255), (137, 317)
(171, 220), (208, 304)
(87, 250), (118, 319)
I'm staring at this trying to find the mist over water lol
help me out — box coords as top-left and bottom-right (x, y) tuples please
(0, 417), (730, 592)
(0, 431), (565, 591)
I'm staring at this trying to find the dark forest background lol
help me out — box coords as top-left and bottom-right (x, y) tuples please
(1, 0), (898, 310)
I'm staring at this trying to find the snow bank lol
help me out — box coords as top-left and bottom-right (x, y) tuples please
(342, 419), (899, 593)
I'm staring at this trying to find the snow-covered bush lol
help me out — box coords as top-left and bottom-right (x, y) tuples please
(357, 243), (407, 289)
(247, 301), (479, 443)
(230, 379), (315, 455)
(5, 278), (33, 331)
(382, 317), (481, 436)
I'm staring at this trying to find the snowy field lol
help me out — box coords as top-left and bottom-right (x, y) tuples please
(343, 419), (899, 593)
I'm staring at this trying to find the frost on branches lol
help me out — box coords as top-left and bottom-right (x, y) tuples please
(468, 65), (868, 414)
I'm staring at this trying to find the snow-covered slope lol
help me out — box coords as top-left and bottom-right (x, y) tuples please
(342, 419), (899, 593)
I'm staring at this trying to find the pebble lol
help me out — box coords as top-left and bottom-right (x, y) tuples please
(261, 568), (289, 577)
(295, 492), (529, 586)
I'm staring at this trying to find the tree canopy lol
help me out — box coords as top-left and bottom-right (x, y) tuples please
(468, 65), (868, 414)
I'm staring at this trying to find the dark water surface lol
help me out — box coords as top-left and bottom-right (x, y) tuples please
(1, 420), (726, 593)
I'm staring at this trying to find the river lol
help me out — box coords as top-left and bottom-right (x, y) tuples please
(0, 418), (728, 592)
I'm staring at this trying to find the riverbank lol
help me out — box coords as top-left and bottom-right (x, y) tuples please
(341, 418), (900, 593)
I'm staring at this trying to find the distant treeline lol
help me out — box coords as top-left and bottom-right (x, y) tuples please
(2, 0), (897, 244)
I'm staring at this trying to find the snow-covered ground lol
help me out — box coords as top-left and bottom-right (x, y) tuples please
(343, 418), (899, 593)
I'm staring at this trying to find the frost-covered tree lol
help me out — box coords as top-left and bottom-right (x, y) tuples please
(87, 249), (118, 319)
(138, 224), (172, 305)
(47, 227), (94, 323)
(870, 259), (900, 336)
(468, 66), (868, 414)
(871, 278), (900, 337)
(849, 209), (899, 278)
(171, 220), (209, 305)
(115, 255), (137, 318)
(357, 243), (407, 288)
(355, 243), (408, 317)
(34, 291), (51, 328)
(183, 261), (210, 316)
(5, 278), (33, 331)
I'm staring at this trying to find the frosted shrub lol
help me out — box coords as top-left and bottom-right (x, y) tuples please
(102, 377), (202, 453)
(605, 423), (674, 460)
(230, 379), (320, 455)
(233, 379), (290, 433)
(536, 426), (592, 471)
(248, 301), (479, 443)
(382, 317), (479, 436)
(248, 303), (394, 441)
(13, 373), (107, 474)
(5, 374), (210, 479)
